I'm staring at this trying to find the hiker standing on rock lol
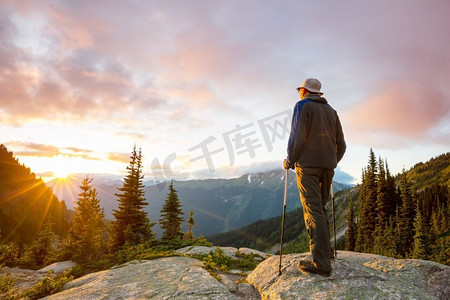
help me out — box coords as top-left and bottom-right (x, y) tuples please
(283, 78), (346, 277)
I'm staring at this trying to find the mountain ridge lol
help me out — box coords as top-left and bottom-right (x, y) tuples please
(46, 169), (352, 237)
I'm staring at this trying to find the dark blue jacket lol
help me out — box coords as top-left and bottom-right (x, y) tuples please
(287, 94), (346, 169)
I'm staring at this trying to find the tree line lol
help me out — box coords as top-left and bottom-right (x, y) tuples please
(346, 149), (449, 265)
(0, 145), (202, 269)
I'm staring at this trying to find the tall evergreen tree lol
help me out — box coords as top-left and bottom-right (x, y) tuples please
(111, 146), (154, 251)
(345, 200), (356, 251)
(372, 223), (385, 255)
(398, 170), (415, 257)
(184, 210), (196, 240)
(355, 149), (378, 253)
(159, 181), (184, 240)
(384, 161), (398, 219)
(412, 203), (429, 259)
(62, 176), (106, 263)
(355, 168), (367, 252)
(21, 217), (56, 267)
(383, 217), (398, 257)
(376, 157), (388, 227)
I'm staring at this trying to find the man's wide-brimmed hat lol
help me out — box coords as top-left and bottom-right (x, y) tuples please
(297, 78), (323, 95)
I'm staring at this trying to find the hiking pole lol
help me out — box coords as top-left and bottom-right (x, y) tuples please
(278, 168), (289, 276)
(331, 182), (337, 258)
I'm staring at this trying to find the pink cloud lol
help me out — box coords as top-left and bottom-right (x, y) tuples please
(44, 5), (97, 50)
(5, 141), (101, 160)
(0, 3), (165, 126)
(9, 142), (61, 157)
(107, 152), (131, 163)
(344, 80), (450, 146)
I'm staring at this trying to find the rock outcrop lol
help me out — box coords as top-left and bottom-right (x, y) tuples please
(44, 257), (239, 300)
(38, 260), (77, 275)
(7, 249), (448, 299)
(247, 251), (449, 300)
(0, 260), (76, 294)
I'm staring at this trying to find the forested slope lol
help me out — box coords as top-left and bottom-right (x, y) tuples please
(0, 145), (68, 244)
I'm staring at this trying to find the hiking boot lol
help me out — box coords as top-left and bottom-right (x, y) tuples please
(298, 260), (331, 277)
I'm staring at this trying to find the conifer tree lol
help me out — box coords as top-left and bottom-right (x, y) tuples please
(355, 168), (367, 252)
(376, 157), (388, 227)
(62, 176), (106, 263)
(384, 161), (398, 219)
(355, 149), (378, 253)
(365, 149), (378, 251)
(111, 146), (154, 251)
(345, 200), (356, 251)
(412, 203), (428, 259)
(372, 223), (384, 255)
(393, 206), (402, 255)
(383, 217), (398, 257)
(21, 217), (55, 267)
(159, 181), (184, 240)
(398, 170), (415, 257)
(184, 210), (196, 240)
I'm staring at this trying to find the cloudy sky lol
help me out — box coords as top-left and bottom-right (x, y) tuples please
(1, 0), (449, 184)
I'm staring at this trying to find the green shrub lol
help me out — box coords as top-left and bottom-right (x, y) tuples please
(232, 254), (258, 271)
(203, 247), (231, 271)
(0, 243), (19, 267)
(0, 267), (18, 294)
(201, 247), (259, 272)
(20, 270), (74, 300)
(115, 243), (152, 265)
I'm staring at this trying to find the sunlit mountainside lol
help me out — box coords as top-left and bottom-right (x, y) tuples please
(405, 152), (450, 190)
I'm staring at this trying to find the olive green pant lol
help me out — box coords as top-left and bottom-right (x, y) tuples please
(296, 166), (333, 272)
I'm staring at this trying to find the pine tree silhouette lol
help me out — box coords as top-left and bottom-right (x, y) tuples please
(398, 170), (415, 257)
(412, 202), (429, 259)
(159, 181), (184, 240)
(62, 176), (106, 263)
(184, 210), (196, 240)
(111, 146), (155, 251)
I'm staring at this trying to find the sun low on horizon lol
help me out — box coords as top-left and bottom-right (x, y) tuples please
(13, 152), (128, 183)
(50, 157), (74, 180)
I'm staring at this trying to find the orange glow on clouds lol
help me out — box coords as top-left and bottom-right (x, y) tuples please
(344, 81), (449, 146)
